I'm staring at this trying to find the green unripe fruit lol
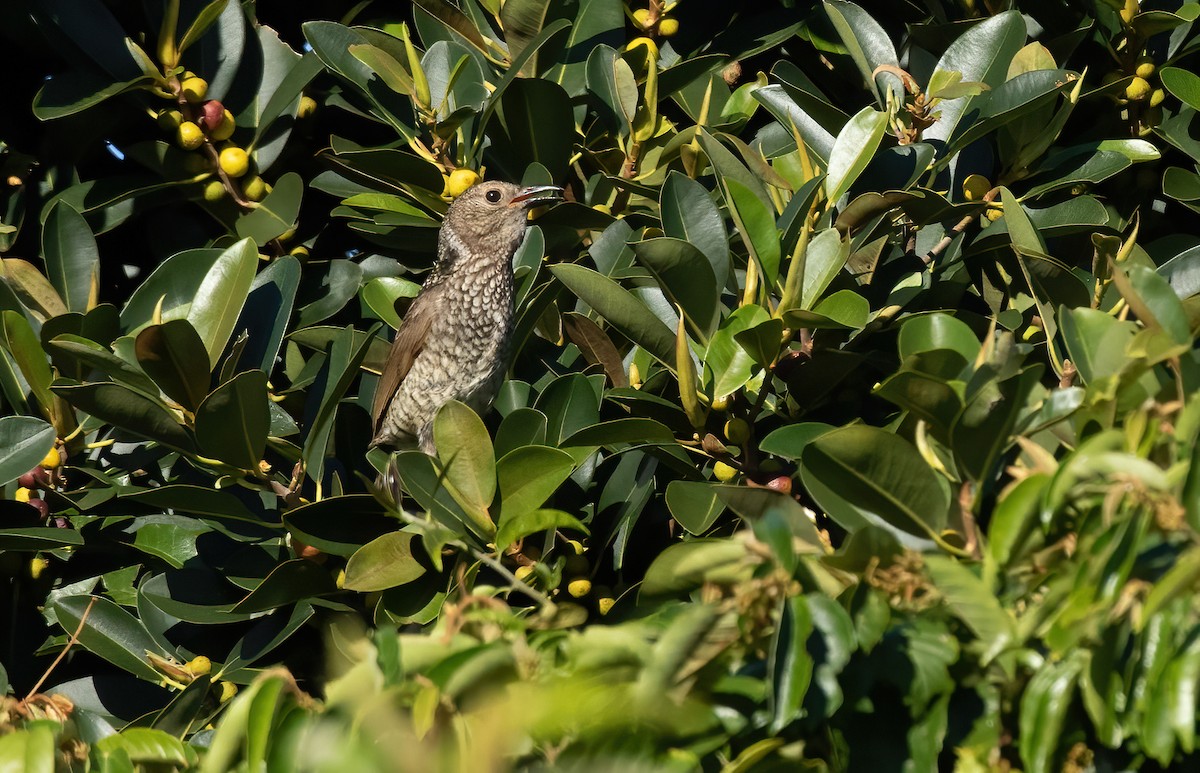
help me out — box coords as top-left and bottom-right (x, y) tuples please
(1134, 56), (1156, 79)
(1125, 76), (1152, 101)
(514, 564), (535, 582)
(176, 121), (204, 150)
(567, 578), (592, 598)
(565, 554), (589, 577)
(724, 418), (750, 445)
(210, 110), (236, 141)
(202, 180), (227, 202)
(157, 109), (183, 132)
(298, 95), (317, 119)
(180, 76), (208, 103)
(714, 461), (737, 482)
(219, 146), (249, 178)
(242, 174), (268, 201)
(657, 17), (679, 36)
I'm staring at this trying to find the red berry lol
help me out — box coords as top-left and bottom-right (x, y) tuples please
(26, 498), (49, 518)
(17, 470), (37, 489)
(199, 100), (225, 131)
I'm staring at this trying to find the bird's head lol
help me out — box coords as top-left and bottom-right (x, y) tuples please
(439, 181), (563, 264)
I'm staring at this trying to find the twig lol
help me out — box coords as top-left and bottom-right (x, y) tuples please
(25, 595), (96, 700)
(472, 550), (554, 607)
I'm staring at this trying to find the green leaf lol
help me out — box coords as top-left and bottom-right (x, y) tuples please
(705, 304), (770, 397)
(33, 71), (153, 120)
(641, 539), (754, 596)
(46, 334), (158, 396)
(186, 238), (259, 371)
(134, 320), (211, 412)
(348, 43), (415, 95)
(665, 481), (726, 535)
(52, 381), (195, 453)
(630, 237), (720, 339)
(178, 0), (232, 55)
(800, 227), (850, 310)
(922, 11), (1026, 144)
(825, 106), (888, 203)
(1019, 654), (1084, 773)
(760, 422), (835, 460)
(51, 595), (166, 682)
(0, 310), (55, 420)
(899, 313), (981, 361)
(195, 370), (270, 469)
(496, 445), (574, 519)
(94, 728), (188, 765)
(824, 0), (902, 108)
(231, 559), (337, 613)
(800, 425), (949, 542)
(433, 400), (496, 529)
(660, 171), (729, 288)
(725, 178), (782, 288)
(343, 531), (428, 591)
(493, 508), (588, 552)
(783, 289), (869, 330)
(549, 263), (676, 369)
(499, 0), (553, 70)
(768, 595), (814, 733)
(923, 555), (1015, 659)
(1161, 66), (1200, 111)
(236, 173), (303, 245)
(0, 416), (55, 487)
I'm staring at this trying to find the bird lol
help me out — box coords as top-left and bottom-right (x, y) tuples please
(370, 180), (563, 455)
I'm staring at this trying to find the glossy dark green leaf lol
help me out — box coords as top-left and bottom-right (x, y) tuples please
(631, 237), (721, 339)
(433, 400), (496, 529)
(186, 238), (259, 371)
(898, 313), (980, 360)
(705, 304), (770, 397)
(825, 107), (888, 204)
(0, 416), (55, 486)
(231, 559), (338, 613)
(1161, 65), (1200, 111)
(660, 171), (729, 288)
(664, 481), (726, 535)
(550, 264), (676, 368)
(135, 320), (211, 412)
(195, 370), (269, 469)
(760, 422), (835, 460)
(768, 595), (814, 733)
(283, 495), (396, 557)
(0, 310), (54, 419)
(52, 381), (195, 453)
(801, 425), (949, 542)
(51, 595), (166, 682)
(94, 727), (189, 765)
(33, 71), (153, 120)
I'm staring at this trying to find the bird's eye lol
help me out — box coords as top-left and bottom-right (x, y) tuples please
(485, 189), (502, 203)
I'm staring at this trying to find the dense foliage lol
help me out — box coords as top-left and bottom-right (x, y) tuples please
(4, 0), (1200, 769)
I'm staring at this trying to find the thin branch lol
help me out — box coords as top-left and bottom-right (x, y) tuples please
(25, 595), (96, 700)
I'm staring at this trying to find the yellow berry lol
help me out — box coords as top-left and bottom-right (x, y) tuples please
(176, 122), (204, 151)
(962, 174), (991, 202)
(1150, 88), (1166, 107)
(298, 95), (317, 119)
(724, 418), (750, 445)
(209, 109), (235, 141)
(202, 180), (226, 202)
(632, 8), (653, 29)
(657, 18), (679, 37)
(242, 174), (267, 201)
(710, 394), (729, 412)
(713, 461), (737, 482)
(567, 578), (592, 598)
(985, 205), (1003, 222)
(629, 362), (642, 388)
(187, 656), (212, 676)
(446, 168), (480, 198)
(597, 596), (616, 615)
(180, 77), (208, 103)
(335, 569), (345, 589)
(218, 682), (238, 702)
(157, 109), (183, 132)
(29, 557), (48, 580)
(40, 447), (61, 470)
(219, 146), (249, 178)
(514, 564), (535, 582)
(14, 487), (31, 503)
(1134, 56), (1156, 79)
(1125, 76), (1152, 101)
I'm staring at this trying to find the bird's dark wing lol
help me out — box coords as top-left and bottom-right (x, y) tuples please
(370, 290), (436, 433)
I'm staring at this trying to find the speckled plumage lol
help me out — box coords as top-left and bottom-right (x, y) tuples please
(370, 181), (561, 454)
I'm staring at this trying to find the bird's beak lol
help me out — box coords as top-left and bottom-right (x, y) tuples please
(511, 185), (564, 207)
